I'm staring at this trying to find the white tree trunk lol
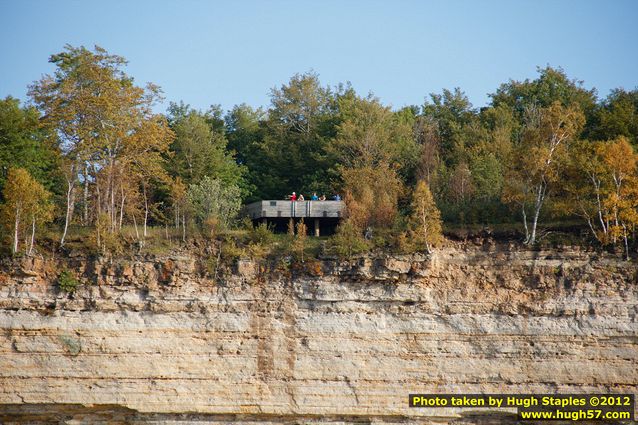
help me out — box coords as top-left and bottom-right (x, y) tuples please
(143, 185), (148, 239)
(132, 213), (140, 243)
(622, 224), (630, 261)
(28, 216), (35, 256)
(119, 191), (126, 231)
(13, 205), (20, 254)
(83, 164), (89, 226)
(526, 182), (546, 245)
(522, 207), (529, 244)
(60, 180), (75, 247)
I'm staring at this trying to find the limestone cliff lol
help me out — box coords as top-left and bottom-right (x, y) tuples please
(0, 244), (636, 424)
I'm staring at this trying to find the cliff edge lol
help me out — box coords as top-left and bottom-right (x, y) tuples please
(0, 245), (636, 424)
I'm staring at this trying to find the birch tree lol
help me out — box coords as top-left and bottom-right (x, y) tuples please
(1, 168), (53, 254)
(503, 101), (585, 244)
(29, 45), (173, 246)
(600, 138), (638, 259)
(28, 45), (126, 245)
(567, 137), (638, 259)
(407, 180), (443, 253)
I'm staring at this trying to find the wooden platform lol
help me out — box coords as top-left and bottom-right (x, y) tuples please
(244, 200), (344, 236)
(244, 200), (344, 219)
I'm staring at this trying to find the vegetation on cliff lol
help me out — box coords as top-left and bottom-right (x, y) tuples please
(1, 45), (638, 258)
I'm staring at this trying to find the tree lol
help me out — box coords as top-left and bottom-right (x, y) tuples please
(1, 168), (54, 254)
(29, 45), (174, 246)
(568, 138), (638, 259)
(421, 88), (477, 165)
(417, 88), (508, 224)
(599, 138), (638, 259)
(564, 140), (608, 241)
(224, 104), (264, 202)
(225, 103), (266, 165)
(331, 94), (414, 169)
(414, 114), (441, 185)
(448, 162), (475, 205)
(257, 72), (337, 198)
(491, 66), (596, 127)
(503, 102), (585, 244)
(167, 103), (245, 190)
(291, 219), (308, 262)
(169, 177), (188, 241)
(329, 219), (370, 258)
(407, 180), (443, 253)
(588, 89), (638, 145)
(186, 176), (242, 230)
(29, 45), (125, 244)
(341, 163), (404, 233)
(0, 97), (61, 197)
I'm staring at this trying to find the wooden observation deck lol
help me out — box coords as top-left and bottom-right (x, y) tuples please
(244, 200), (344, 236)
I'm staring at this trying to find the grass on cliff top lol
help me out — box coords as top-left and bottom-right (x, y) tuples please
(27, 218), (597, 262)
(39, 224), (191, 257)
(37, 223), (330, 261)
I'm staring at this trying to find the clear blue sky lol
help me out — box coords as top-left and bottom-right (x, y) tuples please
(1, 0), (637, 113)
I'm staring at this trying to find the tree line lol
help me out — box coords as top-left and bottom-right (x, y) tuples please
(1, 45), (637, 258)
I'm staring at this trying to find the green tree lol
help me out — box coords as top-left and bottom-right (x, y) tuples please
(421, 88), (477, 165)
(0, 97), (61, 197)
(167, 102), (245, 190)
(491, 66), (596, 126)
(258, 72), (338, 198)
(225, 103), (265, 165)
(588, 89), (638, 145)
(331, 94), (414, 168)
(224, 104), (265, 202)
(416, 89), (514, 224)
(329, 219), (370, 258)
(186, 176), (242, 230)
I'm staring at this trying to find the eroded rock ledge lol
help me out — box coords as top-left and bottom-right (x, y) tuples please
(0, 245), (636, 424)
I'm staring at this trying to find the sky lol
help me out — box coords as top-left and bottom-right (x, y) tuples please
(1, 0), (637, 113)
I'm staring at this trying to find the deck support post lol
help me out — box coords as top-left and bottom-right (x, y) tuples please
(314, 218), (320, 237)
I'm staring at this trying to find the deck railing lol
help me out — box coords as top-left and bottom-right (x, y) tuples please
(244, 200), (344, 219)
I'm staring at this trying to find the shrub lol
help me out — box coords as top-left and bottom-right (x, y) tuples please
(92, 213), (123, 254)
(58, 269), (80, 293)
(220, 236), (247, 261)
(187, 176), (241, 230)
(329, 220), (370, 258)
(249, 222), (276, 245)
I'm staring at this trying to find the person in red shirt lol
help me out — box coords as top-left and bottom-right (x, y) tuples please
(290, 192), (297, 201)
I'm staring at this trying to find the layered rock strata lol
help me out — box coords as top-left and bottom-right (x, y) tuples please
(0, 245), (636, 423)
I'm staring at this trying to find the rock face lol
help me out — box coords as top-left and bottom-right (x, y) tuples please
(0, 245), (636, 424)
